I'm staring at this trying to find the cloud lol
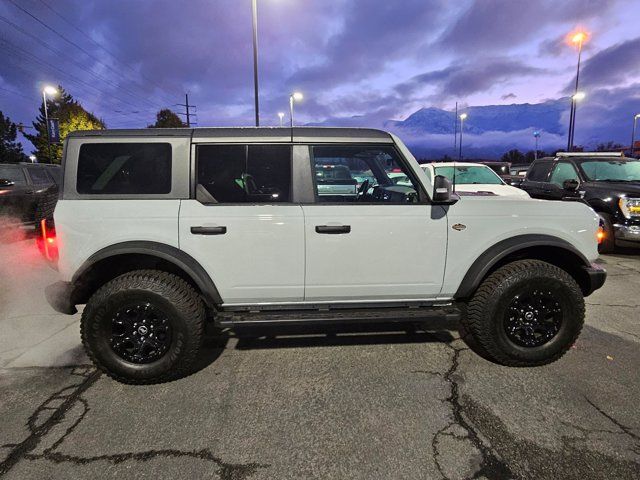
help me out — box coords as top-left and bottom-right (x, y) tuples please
(438, 0), (620, 54)
(501, 93), (517, 100)
(396, 59), (545, 100)
(570, 37), (640, 91)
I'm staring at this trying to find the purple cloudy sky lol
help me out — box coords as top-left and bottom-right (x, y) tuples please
(1, 0), (639, 152)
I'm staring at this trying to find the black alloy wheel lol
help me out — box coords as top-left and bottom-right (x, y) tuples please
(504, 288), (563, 348)
(110, 302), (173, 364)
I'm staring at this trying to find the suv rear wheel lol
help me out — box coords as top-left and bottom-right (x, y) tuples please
(81, 270), (205, 384)
(461, 260), (584, 367)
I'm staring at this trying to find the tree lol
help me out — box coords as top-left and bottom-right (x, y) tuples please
(24, 85), (105, 164)
(500, 149), (525, 164)
(0, 111), (27, 164)
(148, 109), (186, 128)
(596, 141), (623, 152)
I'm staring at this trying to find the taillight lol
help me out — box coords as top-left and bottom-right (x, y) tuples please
(37, 218), (59, 262)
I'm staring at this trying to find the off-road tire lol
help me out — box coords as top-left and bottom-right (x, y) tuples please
(81, 270), (205, 384)
(462, 260), (584, 367)
(597, 213), (615, 254)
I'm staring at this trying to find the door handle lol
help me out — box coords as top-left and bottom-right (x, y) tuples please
(315, 225), (351, 234)
(190, 226), (227, 235)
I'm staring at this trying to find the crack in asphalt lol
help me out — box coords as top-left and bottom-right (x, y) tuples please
(25, 449), (267, 480)
(431, 345), (514, 480)
(0, 367), (100, 476)
(0, 367), (267, 480)
(585, 397), (640, 443)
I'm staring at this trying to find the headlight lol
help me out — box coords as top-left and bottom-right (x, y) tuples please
(619, 197), (640, 219)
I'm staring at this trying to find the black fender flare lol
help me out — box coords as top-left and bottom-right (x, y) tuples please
(72, 241), (223, 306)
(454, 234), (591, 299)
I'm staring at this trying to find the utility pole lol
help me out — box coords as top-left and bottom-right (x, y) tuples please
(251, 0), (260, 126)
(177, 93), (197, 127)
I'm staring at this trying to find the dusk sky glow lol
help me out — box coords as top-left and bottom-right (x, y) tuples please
(1, 0), (639, 152)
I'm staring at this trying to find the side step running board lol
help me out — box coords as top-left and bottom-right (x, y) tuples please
(216, 307), (460, 328)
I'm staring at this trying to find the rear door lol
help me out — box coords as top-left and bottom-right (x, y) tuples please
(521, 160), (554, 199)
(179, 143), (305, 305)
(302, 144), (447, 301)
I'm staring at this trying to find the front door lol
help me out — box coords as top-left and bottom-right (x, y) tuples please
(179, 144), (305, 305)
(302, 144), (447, 301)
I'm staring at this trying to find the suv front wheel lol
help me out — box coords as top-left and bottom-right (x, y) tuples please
(461, 260), (584, 367)
(81, 270), (205, 384)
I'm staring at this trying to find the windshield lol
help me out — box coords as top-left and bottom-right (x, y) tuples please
(433, 165), (504, 185)
(580, 159), (640, 182)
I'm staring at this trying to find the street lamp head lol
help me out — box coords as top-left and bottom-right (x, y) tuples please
(291, 92), (303, 102)
(573, 91), (586, 101)
(29, 155), (36, 162)
(635, 113), (640, 119)
(459, 113), (468, 120)
(278, 112), (285, 119)
(533, 131), (541, 138)
(571, 31), (587, 44)
(43, 85), (58, 96)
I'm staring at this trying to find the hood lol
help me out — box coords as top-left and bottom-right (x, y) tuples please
(454, 184), (529, 197)
(584, 181), (640, 197)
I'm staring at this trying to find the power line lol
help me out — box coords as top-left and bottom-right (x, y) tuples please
(0, 14), (166, 111)
(0, 37), (163, 117)
(36, 0), (177, 106)
(4, 0), (175, 108)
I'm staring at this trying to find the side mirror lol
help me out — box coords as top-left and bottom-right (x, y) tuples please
(432, 174), (457, 204)
(563, 179), (580, 191)
(0, 178), (15, 188)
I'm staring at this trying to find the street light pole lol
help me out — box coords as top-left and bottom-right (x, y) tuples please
(42, 86), (57, 163)
(459, 113), (467, 161)
(289, 92), (303, 142)
(251, 0), (260, 126)
(631, 114), (640, 157)
(278, 112), (284, 127)
(567, 32), (586, 151)
(534, 131), (541, 161)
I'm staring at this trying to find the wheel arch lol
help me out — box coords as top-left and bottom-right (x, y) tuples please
(454, 234), (593, 299)
(70, 241), (222, 308)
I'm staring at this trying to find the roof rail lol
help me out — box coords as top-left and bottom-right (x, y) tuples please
(556, 152), (624, 157)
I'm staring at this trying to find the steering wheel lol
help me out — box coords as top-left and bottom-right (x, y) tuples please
(356, 180), (370, 201)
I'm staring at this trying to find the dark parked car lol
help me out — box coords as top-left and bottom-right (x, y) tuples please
(520, 153), (640, 252)
(0, 163), (60, 226)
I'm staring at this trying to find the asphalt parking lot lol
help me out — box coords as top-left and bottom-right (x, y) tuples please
(0, 234), (639, 479)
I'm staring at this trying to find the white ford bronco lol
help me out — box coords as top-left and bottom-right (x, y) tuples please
(45, 127), (606, 384)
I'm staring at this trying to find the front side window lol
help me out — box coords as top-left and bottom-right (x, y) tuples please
(549, 162), (579, 186)
(77, 143), (171, 194)
(196, 144), (292, 203)
(311, 145), (419, 203)
(527, 161), (553, 182)
(433, 165), (504, 185)
(0, 166), (27, 186)
(579, 159), (640, 182)
(27, 167), (52, 185)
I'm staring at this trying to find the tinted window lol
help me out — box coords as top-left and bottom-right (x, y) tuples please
(197, 144), (292, 203)
(527, 161), (553, 182)
(27, 167), (52, 185)
(549, 162), (579, 186)
(312, 145), (419, 203)
(77, 143), (171, 194)
(0, 166), (27, 186)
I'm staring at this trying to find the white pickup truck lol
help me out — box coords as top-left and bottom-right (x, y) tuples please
(43, 127), (606, 384)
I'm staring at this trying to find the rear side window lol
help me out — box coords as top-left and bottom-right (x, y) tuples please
(0, 166), (27, 186)
(26, 167), (52, 185)
(77, 143), (171, 194)
(196, 144), (292, 203)
(527, 161), (553, 182)
(549, 162), (579, 186)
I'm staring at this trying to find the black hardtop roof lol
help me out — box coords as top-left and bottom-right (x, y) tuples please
(66, 126), (394, 143)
